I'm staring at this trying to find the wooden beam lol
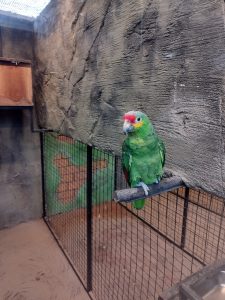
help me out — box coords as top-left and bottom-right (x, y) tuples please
(113, 176), (184, 203)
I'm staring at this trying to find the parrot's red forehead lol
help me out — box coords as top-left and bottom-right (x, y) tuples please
(123, 114), (136, 123)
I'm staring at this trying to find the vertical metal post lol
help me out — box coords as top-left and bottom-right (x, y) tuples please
(40, 132), (46, 218)
(114, 155), (118, 191)
(181, 187), (190, 249)
(86, 144), (93, 292)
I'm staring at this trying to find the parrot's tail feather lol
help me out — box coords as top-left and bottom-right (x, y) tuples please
(132, 199), (145, 210)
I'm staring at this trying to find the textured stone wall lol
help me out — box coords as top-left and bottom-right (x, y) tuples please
(0, 15), (42, 228)
(34, 0), (225, 197)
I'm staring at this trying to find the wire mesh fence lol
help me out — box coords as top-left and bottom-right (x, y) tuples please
(42, 132), (225, 300)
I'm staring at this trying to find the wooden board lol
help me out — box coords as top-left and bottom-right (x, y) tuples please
(0, 64), (33, 106)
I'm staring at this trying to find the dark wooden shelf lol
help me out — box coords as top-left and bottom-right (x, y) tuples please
(0, 106), (33, 110)
(0, 57), (31, 65)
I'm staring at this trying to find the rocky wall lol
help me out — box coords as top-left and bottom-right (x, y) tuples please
(34, 0), (225, 197)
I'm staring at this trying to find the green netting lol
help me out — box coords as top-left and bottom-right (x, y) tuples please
(43, 133), (114, 216)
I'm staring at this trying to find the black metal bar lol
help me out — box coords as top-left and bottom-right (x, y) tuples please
(86, 144), (93, 292)
(181, 187), (190, 249)
(40, 132), (47, 218)
(114, 176), (184, 202)
(114, 155), (118, 191)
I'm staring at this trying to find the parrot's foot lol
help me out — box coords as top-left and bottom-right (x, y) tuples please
(136, 182), (150, 196)
(155, 177), (161, 184)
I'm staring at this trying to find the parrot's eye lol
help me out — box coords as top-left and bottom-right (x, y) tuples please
(136, 117), (141, 122)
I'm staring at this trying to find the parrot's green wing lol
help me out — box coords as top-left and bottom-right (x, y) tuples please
(122, 140), (131, 186)
(122, 140), (145, 210)
(122, 134), (166, 210)
(158, 137), (166, 168)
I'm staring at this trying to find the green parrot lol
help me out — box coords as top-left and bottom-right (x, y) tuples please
(122, 111), (166, 209)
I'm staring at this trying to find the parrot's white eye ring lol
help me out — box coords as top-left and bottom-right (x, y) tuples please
(136, 117), (142, 122)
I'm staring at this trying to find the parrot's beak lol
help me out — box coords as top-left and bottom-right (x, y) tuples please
(123, 121), (133, 134)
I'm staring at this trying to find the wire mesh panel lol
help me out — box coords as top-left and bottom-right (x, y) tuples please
(91, 191), (202, 300)
(91, 148), (115, 299)
(42, 132), (225, 300)
(184, 189), (225, 266)
(43, 132), (88, 285)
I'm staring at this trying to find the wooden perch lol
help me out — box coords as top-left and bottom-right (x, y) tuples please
(113, 176), (184, 203)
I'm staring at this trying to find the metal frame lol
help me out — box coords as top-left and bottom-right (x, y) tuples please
(86, 145), (93, 292)
(181, 187), (190, 249)
(41, 132), (225, 300)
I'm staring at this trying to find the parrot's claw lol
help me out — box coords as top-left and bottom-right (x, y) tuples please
(136, 182), (150, 196)
(155, 177), (161, 184)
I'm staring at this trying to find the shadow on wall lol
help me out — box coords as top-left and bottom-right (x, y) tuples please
(0, 110), (24, 162)
(0, 109), (42, 229)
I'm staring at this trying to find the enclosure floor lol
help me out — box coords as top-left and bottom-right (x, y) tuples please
(0, 219), (89, 300)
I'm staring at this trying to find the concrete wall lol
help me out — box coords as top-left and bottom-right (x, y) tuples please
(34, 0), (225, 198)
(0, 15), (42, 228)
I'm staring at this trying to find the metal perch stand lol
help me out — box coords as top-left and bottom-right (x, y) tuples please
(113, 176), (184, 203)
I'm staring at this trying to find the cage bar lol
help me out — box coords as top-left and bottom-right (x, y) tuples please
(42, 132), (225, 300)
(86, 144), (93, 292)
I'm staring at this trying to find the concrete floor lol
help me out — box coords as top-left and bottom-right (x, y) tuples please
(0, 219), (90, 300)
